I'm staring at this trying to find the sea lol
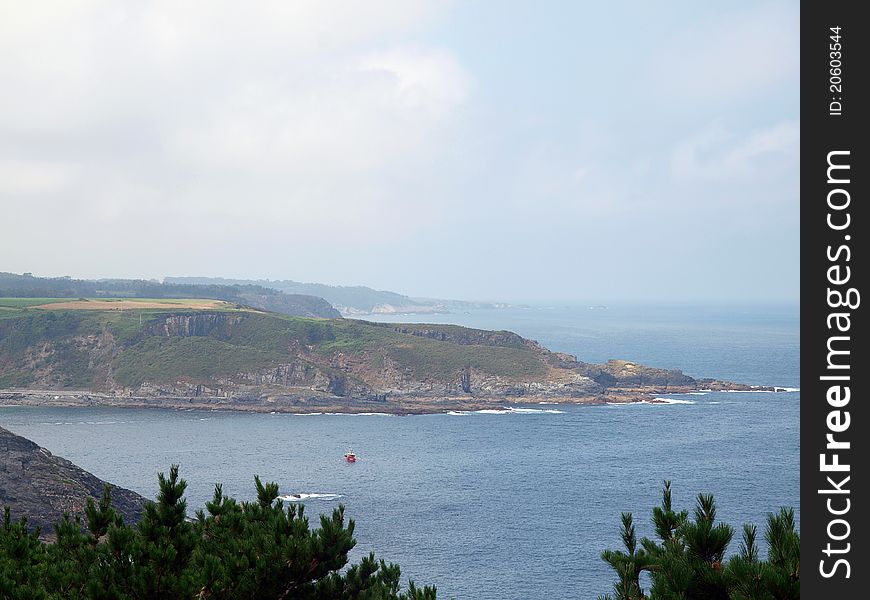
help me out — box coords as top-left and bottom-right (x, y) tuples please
(0, 304), (799, 599)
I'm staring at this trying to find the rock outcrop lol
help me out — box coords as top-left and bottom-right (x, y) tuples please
(147, 313), (244, 337)
(0, 426), (148, 537)
(578, 359), (696, 388)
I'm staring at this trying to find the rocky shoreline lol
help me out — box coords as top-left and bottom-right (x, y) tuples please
(0, 424), (148, 538)
(1, 307), (789, 416)
(0, 386), (784, 416)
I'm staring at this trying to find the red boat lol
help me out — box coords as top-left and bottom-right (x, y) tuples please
(344, 451), (357, 463)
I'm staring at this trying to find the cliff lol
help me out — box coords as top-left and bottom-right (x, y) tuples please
(0, 307), (759, 411)
(0, 426), (148, 537)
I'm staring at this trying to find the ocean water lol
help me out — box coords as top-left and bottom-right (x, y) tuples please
(0, 304), (799, 599)
(365, 304), (800, 388)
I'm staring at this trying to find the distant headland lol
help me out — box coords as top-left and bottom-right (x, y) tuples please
(1, 283), (779, 415)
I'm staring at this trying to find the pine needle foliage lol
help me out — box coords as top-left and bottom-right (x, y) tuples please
(0, 466), (436, 600)
(598, 482), (799, 600)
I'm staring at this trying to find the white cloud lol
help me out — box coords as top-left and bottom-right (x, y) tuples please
(645, 2), (798, 103)
(671, 120), (799, 182)
(0, 161), (77, 195)
(359, 47), (470, 116)
(0, 1), (799, 302)
(0, 0), (469, 239)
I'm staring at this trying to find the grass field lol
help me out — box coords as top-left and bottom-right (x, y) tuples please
(33, 299), (230, 311)
(0, 298), (74, 308)
(0, 298), (258, 311)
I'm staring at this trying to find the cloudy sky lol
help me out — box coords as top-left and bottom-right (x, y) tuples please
(0, 1), (799, 303)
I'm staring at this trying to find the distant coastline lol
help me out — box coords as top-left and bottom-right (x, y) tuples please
(1, 289), (786, 415)
(0, 385), (787, 416)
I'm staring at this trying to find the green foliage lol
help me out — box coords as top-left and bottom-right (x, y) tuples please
(0, 298), (73, 309)
(111, 337), (286, 387)
(385, 341), (545, 381)
(600, 513), (654, 600)
(164, 277), (418, 313)
(599, 482), (799, 600)
(2, 306), (549, 391)
(0, 507), (48, 599)
(0, 467), (435, 600)
(0, 311), (105, 388)
(0, 312), (83, 356)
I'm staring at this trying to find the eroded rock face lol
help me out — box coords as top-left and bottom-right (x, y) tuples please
(148, 313), (244, 337)
(126, 361), (370, 400)
(576, 360), (696, 388)
(0, 426), (148, 537)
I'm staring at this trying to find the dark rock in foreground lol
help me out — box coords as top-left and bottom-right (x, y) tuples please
(0, 425), (147, 537)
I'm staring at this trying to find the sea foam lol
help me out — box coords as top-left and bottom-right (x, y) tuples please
(652, 398), (696, 405)
(608, 398), (696, 406)
(278, 493), (343, 502)
(448, 407), (564, 415)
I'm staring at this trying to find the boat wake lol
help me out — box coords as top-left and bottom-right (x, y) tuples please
(278, 493), (344, 502)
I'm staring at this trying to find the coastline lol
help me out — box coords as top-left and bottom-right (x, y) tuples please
(0, 386), (786, 416)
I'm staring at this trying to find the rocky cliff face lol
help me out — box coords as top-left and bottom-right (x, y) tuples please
(1, 309), (752, 405)
(138, 360), (363, 399)
(147, 313), (244, 337)
(575, 359), (696, 388)
(0, 426), (147, 537)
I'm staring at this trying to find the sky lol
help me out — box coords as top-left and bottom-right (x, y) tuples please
(0, 1), (799, 303)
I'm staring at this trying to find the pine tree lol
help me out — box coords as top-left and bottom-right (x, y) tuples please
(725, 509), (800, 600)
(0, 507), (48, 600)
(649, 493), (733, 600)
(599, 482), (799, 600)
(85, 485), (124, 542)
(599, 513), (652, 600)
(133, 464), (197, 598)
(2, 465), (436, 598)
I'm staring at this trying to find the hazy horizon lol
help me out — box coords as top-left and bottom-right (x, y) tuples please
(0, 1), (799, 304)
(1, 268), (802, 308)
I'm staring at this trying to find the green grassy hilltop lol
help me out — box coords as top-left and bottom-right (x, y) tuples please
(0, 300), (553, 395)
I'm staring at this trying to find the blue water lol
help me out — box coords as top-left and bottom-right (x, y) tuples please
(366, 304), (800, 388)
(0, 304), (799, 599)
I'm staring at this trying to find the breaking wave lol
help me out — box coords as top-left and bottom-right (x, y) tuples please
(447, 407), (564, 416)
(608, 398), (696, 406)
(278, 493), (344, 502)
(720, 388), (800, 393)
(652, 398), (696, 404)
